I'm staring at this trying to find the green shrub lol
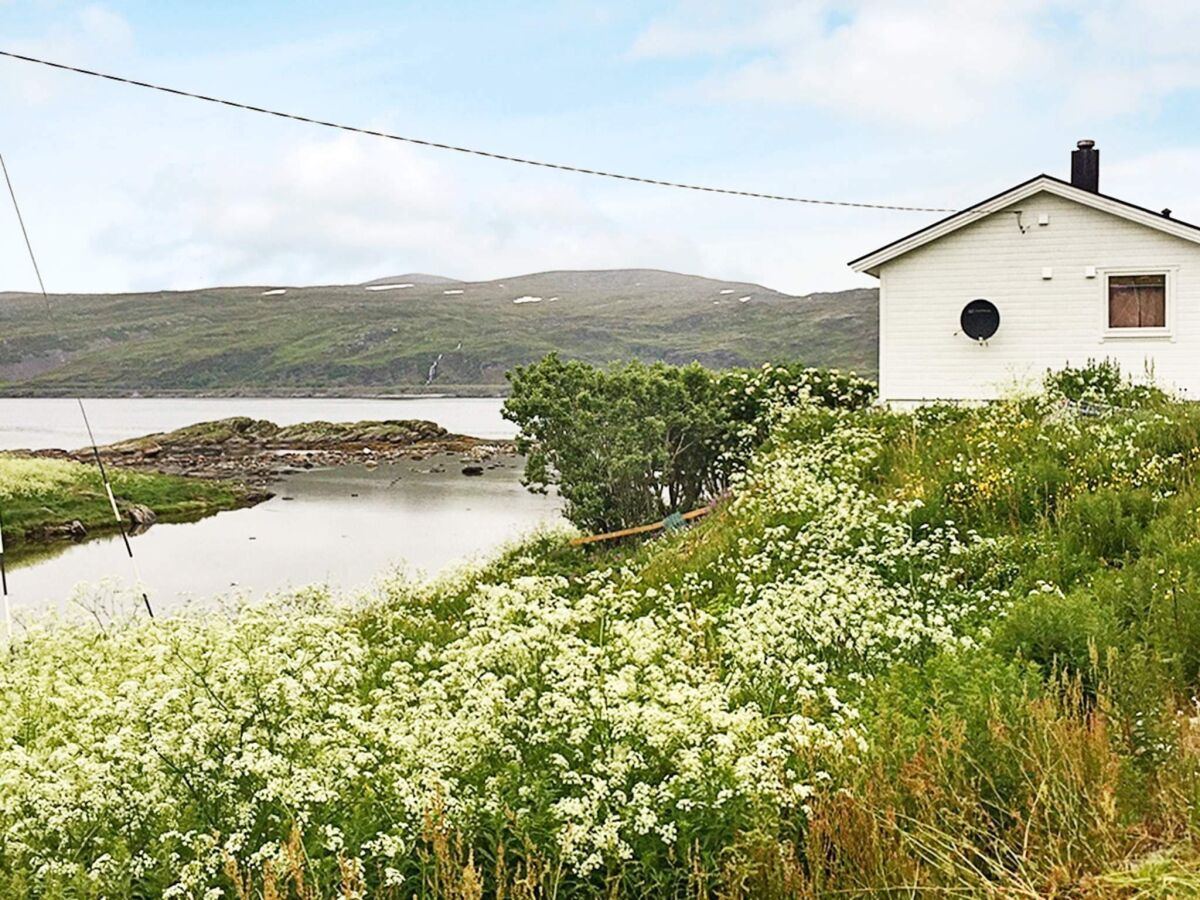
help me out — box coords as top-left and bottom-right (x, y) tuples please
(866, 647), (1045, 760)
(1043, 358), (1170, 408)
(503, 354), (874, 532)
(1092, 542), (1200, 691)
(1058, 486), (1156, 562)
(994, 586), (1121, 686)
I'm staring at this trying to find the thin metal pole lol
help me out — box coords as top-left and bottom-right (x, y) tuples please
(1, 153), (154, 617)
(0, 506), (10, 640)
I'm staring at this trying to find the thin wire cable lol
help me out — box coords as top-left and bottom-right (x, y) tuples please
(0, 149), (22, 634)
(1, 152), (155, 619)
(0, 49), (957, 214)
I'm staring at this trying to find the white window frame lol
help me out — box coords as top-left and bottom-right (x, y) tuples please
(1100, 266), (1176, 341)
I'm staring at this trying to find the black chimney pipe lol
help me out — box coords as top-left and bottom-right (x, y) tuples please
(1071, 139), (1099, 193)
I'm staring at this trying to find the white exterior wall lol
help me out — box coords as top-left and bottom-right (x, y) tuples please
(878, 191), (1200, 403)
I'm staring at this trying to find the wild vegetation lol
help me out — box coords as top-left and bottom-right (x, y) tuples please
(504, 355), (874, 532)
(3, 363), (1200, 897)
(0, 271), (876, 395)
(0, 455), (256, 552)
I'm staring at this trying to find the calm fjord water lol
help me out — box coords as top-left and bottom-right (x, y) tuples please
(1, 398), (563, 616)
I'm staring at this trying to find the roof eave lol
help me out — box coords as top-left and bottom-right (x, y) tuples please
(847, 174), (1200, 275)
(847, 175), (1053, 274)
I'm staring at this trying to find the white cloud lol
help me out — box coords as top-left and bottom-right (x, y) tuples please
(631, 2), (828, 58)
(1, 3), (134, 104)
(1105, 146), (1200, 218)
(93, 134), (704, 289)
(1062, 2), (1200, 118)
(632, 0), (1200, 128)
(77, 4), (133, 46)
(720, 2), (1041, 127)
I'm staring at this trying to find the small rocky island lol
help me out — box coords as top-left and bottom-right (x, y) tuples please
(39, 416), (513, 485)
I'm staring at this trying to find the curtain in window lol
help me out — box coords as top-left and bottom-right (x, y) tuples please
(1108, 274), (1165, 328)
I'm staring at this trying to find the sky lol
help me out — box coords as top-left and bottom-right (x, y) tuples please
(3, 0), (1200, 295)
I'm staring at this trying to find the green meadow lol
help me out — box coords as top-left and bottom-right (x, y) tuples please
(0, 455), (254, 552)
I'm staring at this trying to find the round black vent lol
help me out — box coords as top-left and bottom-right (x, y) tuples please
(961, 299), (1000, 341)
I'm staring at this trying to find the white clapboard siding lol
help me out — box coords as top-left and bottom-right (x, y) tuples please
(877, 190), (1200, 404)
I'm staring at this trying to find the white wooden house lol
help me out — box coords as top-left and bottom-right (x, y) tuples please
(850, 141), (1200, 404)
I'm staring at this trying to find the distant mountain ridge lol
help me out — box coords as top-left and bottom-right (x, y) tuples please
(360, 273), (462, 286)
(0, 268), (878, 396)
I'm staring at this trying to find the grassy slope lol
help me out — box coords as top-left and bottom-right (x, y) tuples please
(0, 269), (877, 394)
(5, 388), (1200, 895)
(0, 456), (254, 550)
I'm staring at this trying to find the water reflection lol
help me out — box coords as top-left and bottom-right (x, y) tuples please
(0, 397), (515, 451)
(8, 455), (562, 617)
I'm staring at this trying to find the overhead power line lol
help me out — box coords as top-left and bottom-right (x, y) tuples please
(0, 49), (957, 214)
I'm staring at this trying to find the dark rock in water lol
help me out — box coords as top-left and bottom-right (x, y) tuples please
(31, 519), (88, 541)
(125, 504), (158, 536)
(461, 464), (485, 477)
(126, 504), (157, 528)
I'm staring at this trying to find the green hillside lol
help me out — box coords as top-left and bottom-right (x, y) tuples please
(0, 269), (877, 395)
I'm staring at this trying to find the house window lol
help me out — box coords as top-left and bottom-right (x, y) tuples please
(1108, 273), (1166, 329)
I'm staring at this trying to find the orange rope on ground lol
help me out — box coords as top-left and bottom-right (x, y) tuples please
(570, 506), (712, 546)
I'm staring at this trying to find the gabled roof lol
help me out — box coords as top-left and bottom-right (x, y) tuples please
(849, 174), (1200, 278)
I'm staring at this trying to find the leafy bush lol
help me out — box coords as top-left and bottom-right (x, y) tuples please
(713, 362), (876, 461)
(1043, 358), (1170, 408)
(503, 355), (730, 532)
(994, 585), (1121, 684)
(503, 355), (874, 532)
(1058, 486), (1156, 562)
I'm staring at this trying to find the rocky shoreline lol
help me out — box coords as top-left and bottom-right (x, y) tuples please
(32, 416), (516, 487)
